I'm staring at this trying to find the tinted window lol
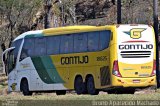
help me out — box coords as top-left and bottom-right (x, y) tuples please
(88, 31), (99, 52)
(60, 35), (73, 54)
(99, 30), (111, 50)
(74, 33), (87, 52)
(7, 50), (16, 73)
(47, 36), (60, 55)
(12, 39), (22, 58)
(35, 37), (46, 56)
(22, 38), (34, 57)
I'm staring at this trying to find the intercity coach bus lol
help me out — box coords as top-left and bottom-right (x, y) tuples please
(2, 24), (156, 95)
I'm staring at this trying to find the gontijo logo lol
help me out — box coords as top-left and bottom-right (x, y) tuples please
(124, 28), (146, 39)
(119, 28), (153, 51)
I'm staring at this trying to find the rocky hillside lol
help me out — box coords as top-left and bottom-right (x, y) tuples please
(75, 0), (159, 25)
(75, 0), (113, 22)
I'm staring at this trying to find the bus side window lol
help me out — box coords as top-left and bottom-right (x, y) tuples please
(35, 37), (46, 56)
(20, 48), (28, 61)
(99, 30), (111, 50)
(88, 31), (99, 52)
(47, 36), (60, 55)
(60, 34), (73, 54)
(20, 38), (34, 60)
(74, 33), (87, 53)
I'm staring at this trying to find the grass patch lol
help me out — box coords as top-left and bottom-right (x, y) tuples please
(0, 90), (159, 100)
(0, 89), (159, 106)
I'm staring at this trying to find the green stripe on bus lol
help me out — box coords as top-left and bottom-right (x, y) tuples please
(25, 34), (43, 38)
(31, 56), (64, 84)
(40, 56), (65, 83)
(31, 57), (54, 84)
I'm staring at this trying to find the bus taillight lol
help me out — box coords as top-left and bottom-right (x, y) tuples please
(112, 60), (122, 77)
(151, 60), (156, 76)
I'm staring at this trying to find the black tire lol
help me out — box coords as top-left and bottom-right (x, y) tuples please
(21, 79), (32, 96)
(74, 76), (86, 95)
(87, 76), (99, 95)
(56, 90), (66, 95)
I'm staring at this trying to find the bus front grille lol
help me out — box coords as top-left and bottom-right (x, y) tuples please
(120, 51), (151, 58)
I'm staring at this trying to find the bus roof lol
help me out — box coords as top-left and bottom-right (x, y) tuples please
(42, 25), (115, 36)
(13, 25), (114, 41)
(13, 24), (150, 42)
(43, 25), (109, 35)
(13, 30), (42, 41)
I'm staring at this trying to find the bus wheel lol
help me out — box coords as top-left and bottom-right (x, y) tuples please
(56, 90), (66, 95)
(20, 79), (32, 96)
(87, 76), (99, 95)
(74, 76), (86, 95)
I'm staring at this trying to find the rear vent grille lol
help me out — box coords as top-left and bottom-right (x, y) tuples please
(100, 66), (110, 86)
(121, 51), (151, 58)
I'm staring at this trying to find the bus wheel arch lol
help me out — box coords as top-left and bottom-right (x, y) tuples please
(85, 74), (93, 82)
(74, 75), (86, 95)
(86, 75), (99, 95)
(20, 77), (32, 96)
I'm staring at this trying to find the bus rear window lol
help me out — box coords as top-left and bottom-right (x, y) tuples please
(99, 31), (111, 50)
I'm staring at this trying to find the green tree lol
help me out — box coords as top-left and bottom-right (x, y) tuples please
(0, 0), (42, 50)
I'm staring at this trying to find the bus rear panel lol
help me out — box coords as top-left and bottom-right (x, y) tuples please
(111, 25), (156, 88)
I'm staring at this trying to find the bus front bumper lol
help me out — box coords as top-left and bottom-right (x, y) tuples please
(111, 76), (156, 87)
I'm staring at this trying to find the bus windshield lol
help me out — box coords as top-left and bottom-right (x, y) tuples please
(4, 39), (22, 74)
(6, 49), (16, 74)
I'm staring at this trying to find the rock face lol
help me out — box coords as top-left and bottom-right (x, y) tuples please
(31, 0), (115, 28)
(75, 0), (114, 22)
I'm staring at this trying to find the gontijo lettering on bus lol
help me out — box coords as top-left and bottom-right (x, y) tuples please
(61, 55), (89, 65)
(119, 44), (153, 50)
